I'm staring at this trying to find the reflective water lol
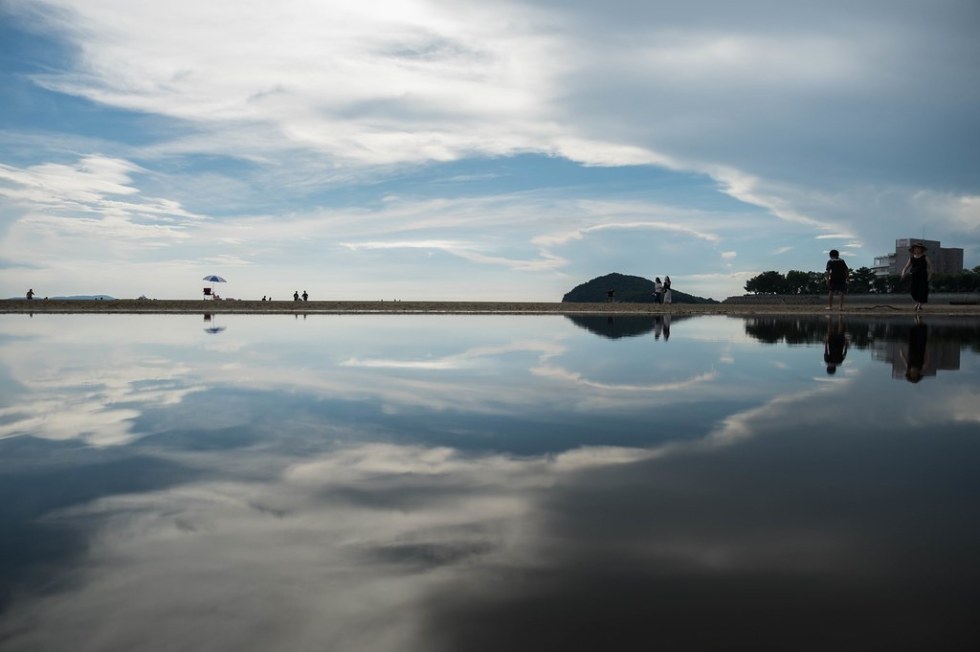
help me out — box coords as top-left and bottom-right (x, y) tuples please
(1, 313), (978, 651)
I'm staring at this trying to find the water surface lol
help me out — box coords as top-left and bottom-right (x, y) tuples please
(1, 313), (978, 651)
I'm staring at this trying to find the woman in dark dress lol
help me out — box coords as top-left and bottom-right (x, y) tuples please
(900, 243), (932, 312)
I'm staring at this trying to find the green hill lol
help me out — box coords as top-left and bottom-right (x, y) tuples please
(561, 272), (718, 304)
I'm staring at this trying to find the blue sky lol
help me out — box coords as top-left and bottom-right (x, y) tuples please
(1, 0), (978, 301)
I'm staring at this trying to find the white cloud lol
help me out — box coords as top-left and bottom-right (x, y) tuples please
(911, 191), (980, 234)
(0, 156), (141, 202)
(0, 156), (204, 265)
(0, 156), (199, 223)
(21, 0), (564, 165)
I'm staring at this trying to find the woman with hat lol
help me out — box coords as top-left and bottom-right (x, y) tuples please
(900, 242), (933, 312)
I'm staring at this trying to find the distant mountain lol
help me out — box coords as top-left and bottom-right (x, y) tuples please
(50, 295), (117, 301)
(562, 273), (718, 304)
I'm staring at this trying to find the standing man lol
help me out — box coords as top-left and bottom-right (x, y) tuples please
(26, 288), (34, 300)
(825, 249), (850, 310)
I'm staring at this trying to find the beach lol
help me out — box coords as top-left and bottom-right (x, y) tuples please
(3, 298), (980, 316)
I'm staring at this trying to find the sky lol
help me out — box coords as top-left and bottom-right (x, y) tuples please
(1, 0), (978, 301)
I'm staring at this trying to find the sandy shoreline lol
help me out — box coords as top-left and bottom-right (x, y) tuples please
(3, 298), (980, 316)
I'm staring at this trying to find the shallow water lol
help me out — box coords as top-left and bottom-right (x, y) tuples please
(1, 313), (978, 651)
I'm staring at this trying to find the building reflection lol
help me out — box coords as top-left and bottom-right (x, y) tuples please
(743, 316), (979, 355)
(870, 318), (961, 382)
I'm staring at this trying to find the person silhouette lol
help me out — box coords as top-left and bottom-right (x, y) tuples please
(823, 315), (849, 374)
(901, 316), (928, 383)
(293, 291), (300, 301)
(26, 288), (34, 300)
(302, 290), (308, 302)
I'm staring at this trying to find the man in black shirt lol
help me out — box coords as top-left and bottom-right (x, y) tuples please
(825, 249), (850, 311)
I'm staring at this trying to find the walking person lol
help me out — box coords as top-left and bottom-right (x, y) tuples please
(825, 249), (850, 310)
(653, 277), (663, 304)
(26, 288), (34, 300)
(900, 242), (932, 312)
(662, 276), (672, 305)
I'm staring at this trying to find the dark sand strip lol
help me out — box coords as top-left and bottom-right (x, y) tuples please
(3, 299), (980, 316)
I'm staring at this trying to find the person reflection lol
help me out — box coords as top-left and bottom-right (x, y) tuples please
(823, 315), (849, 375)
(663, 313), (671, 341)
(654, 315), (663, 340)
(901, 316), (929, 383)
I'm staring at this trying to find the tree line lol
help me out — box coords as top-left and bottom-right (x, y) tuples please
(744, 266), (980, 295)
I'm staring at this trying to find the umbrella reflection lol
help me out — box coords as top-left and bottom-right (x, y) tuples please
(203, 313), (226, 334)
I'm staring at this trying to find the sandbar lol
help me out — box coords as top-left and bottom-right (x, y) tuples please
(3, 298), (980, 316)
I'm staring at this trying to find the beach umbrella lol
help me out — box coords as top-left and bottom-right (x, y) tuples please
(202, 275), (226, 298)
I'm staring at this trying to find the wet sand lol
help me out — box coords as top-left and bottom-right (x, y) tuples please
(4, 298), (980, 316)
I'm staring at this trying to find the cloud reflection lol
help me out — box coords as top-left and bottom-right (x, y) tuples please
(2, 314), (980, 649)
(0, 360), (200, 446)
(1, 440), (658, 651)
(6, 411), (980, 651)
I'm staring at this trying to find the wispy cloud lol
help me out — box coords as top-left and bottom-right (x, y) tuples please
(532, 366), (719, 393)
(534, 220), (721, 247)
(340, 239), (567, 272)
